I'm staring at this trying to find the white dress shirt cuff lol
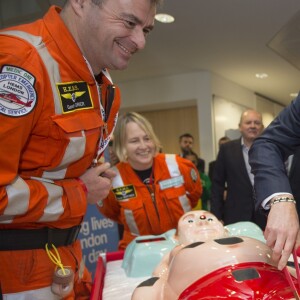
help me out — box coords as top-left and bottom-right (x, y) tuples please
(262, 192), (294, 210)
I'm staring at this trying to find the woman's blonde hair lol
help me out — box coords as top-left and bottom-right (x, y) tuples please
(113, 112), (162, 162)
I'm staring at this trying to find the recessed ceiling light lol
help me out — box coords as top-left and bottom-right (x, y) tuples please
(155, 13), (175, 23)
(290, 92), (298, 98)
(255, 73), (268, 79)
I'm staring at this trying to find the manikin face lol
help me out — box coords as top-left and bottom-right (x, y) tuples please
(75, 0), (156, 73)
(239, 111), (263, 144)
(177, 210), (226, 245)
(124, 121), (155, 170)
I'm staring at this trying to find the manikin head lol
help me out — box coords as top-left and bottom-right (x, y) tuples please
(177, 210), (227, 245)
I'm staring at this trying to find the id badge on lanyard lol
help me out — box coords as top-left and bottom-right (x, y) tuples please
(83, 57), (117, 166)
(93, 81), (119, 166)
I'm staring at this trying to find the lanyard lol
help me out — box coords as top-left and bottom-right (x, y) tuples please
(138, 165), (159, 218)
(83, 56), (116, 166)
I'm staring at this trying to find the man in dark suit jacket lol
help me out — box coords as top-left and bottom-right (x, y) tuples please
(211, 109), (267, 230)
(249, 95), (300, 270)
(289, 148), (300, 216)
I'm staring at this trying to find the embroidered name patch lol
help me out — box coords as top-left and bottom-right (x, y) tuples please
(57, 81), (93, 113)
(0, 65), (37, 117)
(113, 185), (136, 201)
(159, 175), (184, 190)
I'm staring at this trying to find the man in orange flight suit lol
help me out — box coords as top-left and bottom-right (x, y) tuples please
(0, 0), (159, 299)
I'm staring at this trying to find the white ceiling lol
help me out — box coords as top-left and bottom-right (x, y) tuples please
(1, 0), (300, 106)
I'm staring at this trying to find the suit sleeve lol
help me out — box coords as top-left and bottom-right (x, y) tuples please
(210, 144), (226, 220)
(177, 157), (202, 208)
(249, 95), (300, 208)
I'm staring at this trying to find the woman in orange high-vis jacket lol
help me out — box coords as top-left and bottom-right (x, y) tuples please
(0, 1), (160, 299)
(98, 112), (202, 249)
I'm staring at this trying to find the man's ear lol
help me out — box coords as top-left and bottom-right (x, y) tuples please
(68, 0), (87, 16)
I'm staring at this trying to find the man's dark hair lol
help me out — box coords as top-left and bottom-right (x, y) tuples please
(179, 133), (194, 141)
(91, 0), (162, 6)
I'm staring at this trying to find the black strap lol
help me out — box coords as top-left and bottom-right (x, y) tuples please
(0, 225), (81, 251)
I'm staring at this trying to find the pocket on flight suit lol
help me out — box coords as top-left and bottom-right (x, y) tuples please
(47, 110), (103, 175)
(0, 249), (52, 292)
(161, 185), (190, 222)
(118, 197), (149, 234)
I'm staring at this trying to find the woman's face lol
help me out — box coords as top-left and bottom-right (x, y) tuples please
(124, 121), (155, 170)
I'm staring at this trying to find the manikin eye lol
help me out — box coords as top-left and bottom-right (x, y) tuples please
(188, 219), (194, 223)
(207, 218), (214, 222)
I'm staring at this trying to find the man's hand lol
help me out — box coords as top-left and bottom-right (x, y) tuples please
(78, 162), (116, 204)
(264, 201), (299, 270)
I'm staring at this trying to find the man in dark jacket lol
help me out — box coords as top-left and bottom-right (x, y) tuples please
(211, 109), (266, 230)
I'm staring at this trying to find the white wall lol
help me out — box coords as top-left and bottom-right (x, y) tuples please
(213, 96), (246, 154)
(211, 73), (256, 109)
(256, 94), (285, 127)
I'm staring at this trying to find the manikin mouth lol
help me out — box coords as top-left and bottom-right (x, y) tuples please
(196, 228), (217, 232)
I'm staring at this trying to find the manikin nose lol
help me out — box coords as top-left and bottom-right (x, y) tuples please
(196, 215), (208, 225)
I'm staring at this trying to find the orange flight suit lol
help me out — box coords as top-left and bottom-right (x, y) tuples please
(99, 153), (202, 249)
(0, 6), (120, 299)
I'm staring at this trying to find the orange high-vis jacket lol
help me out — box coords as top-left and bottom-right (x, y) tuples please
(0, 6), (120, 230)
(0, 6), (120, 297)
(99, 153), (202, 249)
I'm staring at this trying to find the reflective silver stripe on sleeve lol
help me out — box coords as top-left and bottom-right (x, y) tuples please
(111, 167), (124, 187)
(179, 194), (191, 212)
(124, 209), (140, 236)
(0, 177), (29, 223)
(165, 154), (191, 211)
(165, 154), (181, 177)
(43, 132), (86, 179)
(38, 181), (64, 222)
(3, 285), (60, 299)
(112, 168), (140, 236)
